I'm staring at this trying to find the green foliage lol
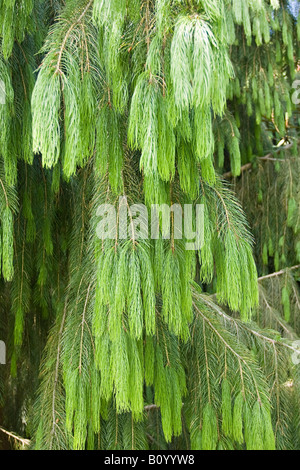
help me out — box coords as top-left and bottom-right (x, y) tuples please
(234, 146), (300, 276)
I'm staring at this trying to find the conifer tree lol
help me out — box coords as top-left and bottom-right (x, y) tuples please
(0, 0), (299, 451)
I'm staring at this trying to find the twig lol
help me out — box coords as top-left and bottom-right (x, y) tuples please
(258, 265), (300, 282)
(223, 143), (294, 179)
(0, 427), (30, 448)
(200, 293), (300, 356)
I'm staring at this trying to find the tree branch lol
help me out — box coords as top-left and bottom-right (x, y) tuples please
(223, 143), (294, 179)
(0, 427), (30, 448)
(258, 265), (300, 281)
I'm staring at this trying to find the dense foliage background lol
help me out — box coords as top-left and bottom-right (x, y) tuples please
(0, 0), (299, 450)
